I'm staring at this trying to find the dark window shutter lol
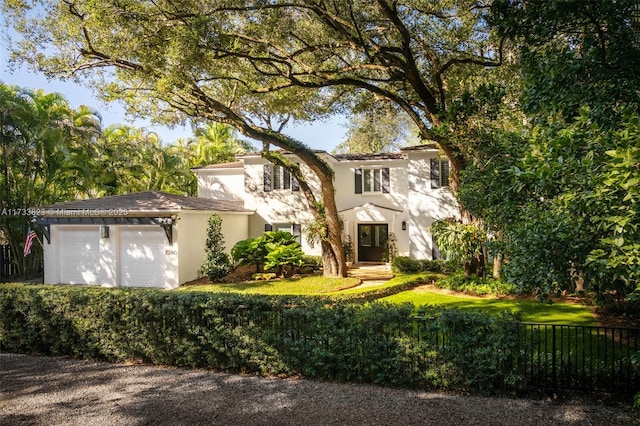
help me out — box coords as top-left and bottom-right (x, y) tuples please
(292, 223), (301, 242)
(273, 165), (281, 190)
(430, 158), (440, 189)
(292, 163), (300, 191)
(265, 224), (273, 232)
(440, 160), (450, 187)
(355, 168), (363, 194)
(263, 164), (272, 192)
(382, 168), (390, 193)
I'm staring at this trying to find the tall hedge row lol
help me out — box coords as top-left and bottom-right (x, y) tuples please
(0, 284), (523, 393)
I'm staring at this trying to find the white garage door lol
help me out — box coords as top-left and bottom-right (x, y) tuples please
(59, 227), (101, 285)
(119, 227), (166, 287)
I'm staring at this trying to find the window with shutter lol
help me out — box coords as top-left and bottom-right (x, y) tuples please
(266, 163), (298, 191)
(430, 158), (450, 188)
(356, 167), (389, 193)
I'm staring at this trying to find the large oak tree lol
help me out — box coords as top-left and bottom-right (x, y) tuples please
(4, 0), (506, 275)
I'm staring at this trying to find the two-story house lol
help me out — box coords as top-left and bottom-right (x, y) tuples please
(35, 144), (458, 289)
(194, 144), (459, 263)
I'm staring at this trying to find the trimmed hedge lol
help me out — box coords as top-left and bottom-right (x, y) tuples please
(0, 284), (523, 393)
(392, 256), (457, 274)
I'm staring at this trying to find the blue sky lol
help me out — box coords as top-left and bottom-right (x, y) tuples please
(0, 53), (346, 152)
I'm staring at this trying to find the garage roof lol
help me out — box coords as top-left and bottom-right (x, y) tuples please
(38, 191), (253, 216)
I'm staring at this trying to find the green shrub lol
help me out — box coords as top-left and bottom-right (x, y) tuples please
(301, 255), (322, 270)
(231, 230), (302, 274)
(201, 214), (231, 281)
(0, 284), (524, 393)
(392, 256), (422, 273)
(264, 243), (304, 277)
(413, 306), (523, 393)
(436, 271), (516, 296)
(392, 256), (457, 274)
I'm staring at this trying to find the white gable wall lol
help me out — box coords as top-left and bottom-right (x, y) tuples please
(196, 167), (245, 201)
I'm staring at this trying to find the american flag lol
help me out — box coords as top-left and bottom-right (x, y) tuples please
(23, 229), (37, 256)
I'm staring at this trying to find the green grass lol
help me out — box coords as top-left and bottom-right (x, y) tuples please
(178, 272), (597, 325)
(380, 289), (598, 325)
(328, 273), (440, 296)
(177, 275), (361, 295)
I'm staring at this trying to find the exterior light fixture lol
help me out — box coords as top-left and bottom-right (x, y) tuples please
(402, 221), (407, 231)
(101, 225), (110, 239)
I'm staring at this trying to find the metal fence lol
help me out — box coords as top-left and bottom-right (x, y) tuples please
(0, 244), (17, 280)
(517, 323), (640, 392)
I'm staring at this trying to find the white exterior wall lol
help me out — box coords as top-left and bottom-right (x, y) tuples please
(330, 156), (411, 258)
(406, 151), (460, 259)
(194, 148), (460, 260)
(177, 211), (251, 284)
(242, 157), (320, 255)
(196, 167), (245, 201)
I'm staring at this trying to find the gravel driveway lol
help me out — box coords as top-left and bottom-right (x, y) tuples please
(1, 352), (637, 425)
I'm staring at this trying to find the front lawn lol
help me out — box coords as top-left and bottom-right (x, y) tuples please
(380, 287), (598, 325)
(177, 275), (361, 295)
(179, 273), (598, 325)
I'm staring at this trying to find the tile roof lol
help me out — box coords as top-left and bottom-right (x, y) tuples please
(332, 152), (405, 161)
(38, 191), (252, 216)
(191, 161), (244, 170)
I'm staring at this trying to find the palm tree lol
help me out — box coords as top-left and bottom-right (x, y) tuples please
(187, 123), (254, 167)
(0, 84), (101, 277)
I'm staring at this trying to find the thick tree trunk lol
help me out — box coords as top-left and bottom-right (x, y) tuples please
(261, 151), (346, 277)
(493, 254), (502, 280)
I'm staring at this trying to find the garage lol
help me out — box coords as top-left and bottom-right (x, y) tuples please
(59, 226), (102, 285)
(36, 191), (253, 289)
(119, 227), (166, 288)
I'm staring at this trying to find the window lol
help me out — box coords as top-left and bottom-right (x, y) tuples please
(266, 223), (302, 242)
(264, 164), (300, 192)
(430, 158), (450, 188)
(355, 167), (390, 194)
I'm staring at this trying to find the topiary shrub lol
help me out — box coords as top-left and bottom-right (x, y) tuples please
(201, 214), (232, 281)
(392, 256), (422, 273)
(392, 257), (457, 274)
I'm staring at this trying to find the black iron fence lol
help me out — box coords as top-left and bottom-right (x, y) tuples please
(517, 322), (640, 392)
(0, 244), (17, 280)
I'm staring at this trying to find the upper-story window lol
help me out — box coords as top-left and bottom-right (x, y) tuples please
(264, 164), (299, 192)
(430, 158), (450, 188)
(355, 167), (390, 194)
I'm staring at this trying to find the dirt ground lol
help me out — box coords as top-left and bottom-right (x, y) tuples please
(1, 353), (638, 426)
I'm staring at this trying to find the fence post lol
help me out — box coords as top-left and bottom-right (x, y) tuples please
(552, 325), (557, 388)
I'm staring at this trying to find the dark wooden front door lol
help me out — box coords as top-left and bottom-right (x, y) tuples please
(357, 224), (388, 262)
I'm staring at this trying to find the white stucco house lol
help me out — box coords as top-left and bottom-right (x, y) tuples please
(194, 144), (459, 263)
(35, 144), (458, 289)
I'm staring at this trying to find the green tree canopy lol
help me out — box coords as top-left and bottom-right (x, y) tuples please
(0, 83), (101, 276)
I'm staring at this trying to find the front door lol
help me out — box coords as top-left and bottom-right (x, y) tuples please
(357, 224), (388, 262)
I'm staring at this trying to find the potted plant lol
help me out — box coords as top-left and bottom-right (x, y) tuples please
(343, 235), (354, 268)
(383, 233), (398, 270)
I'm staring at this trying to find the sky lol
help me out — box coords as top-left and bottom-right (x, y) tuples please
(0, 48), (347, 152)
